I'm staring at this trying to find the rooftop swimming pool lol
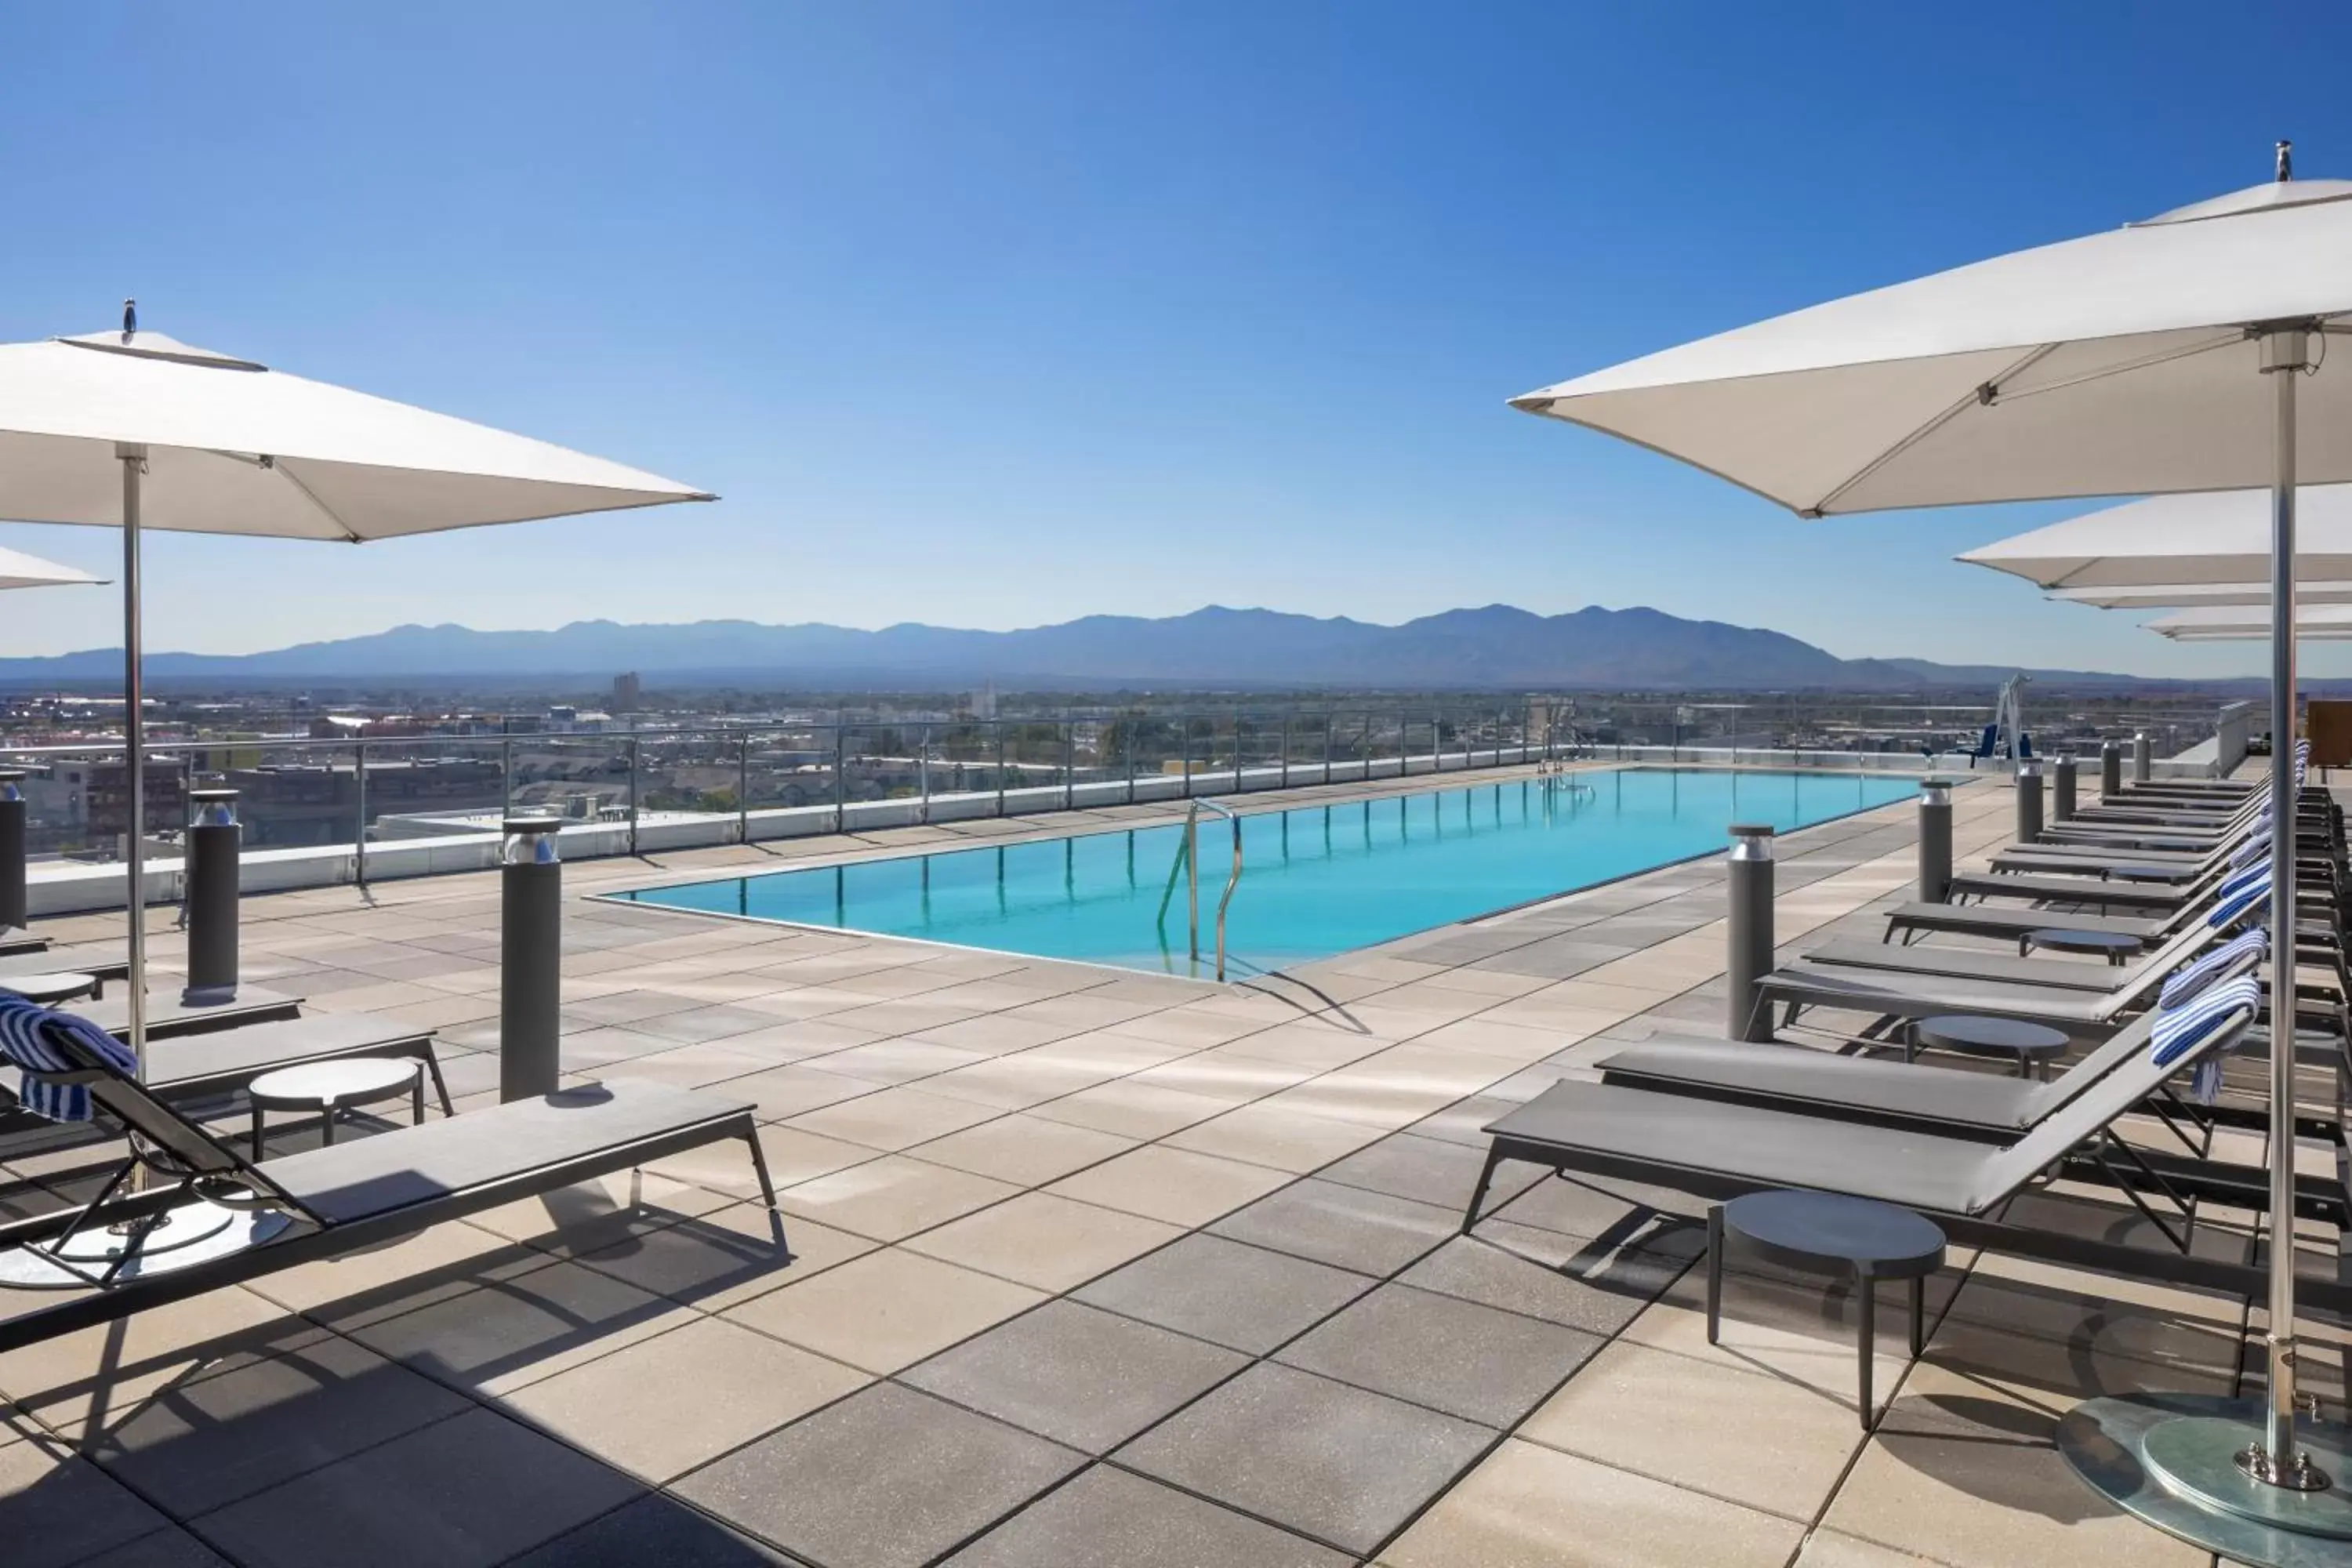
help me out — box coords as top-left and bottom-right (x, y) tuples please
(613, 768), (1917, 977)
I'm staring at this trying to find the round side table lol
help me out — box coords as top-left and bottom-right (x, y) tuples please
(2022, 927), (2143, 966)
(248, 1058), (426, 1158)
(1708, 1189), (1946, 1429)
(1909, 1013), (2070, 1080)
(0, 972), (100, 1007)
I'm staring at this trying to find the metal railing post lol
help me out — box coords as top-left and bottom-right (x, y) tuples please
(1185, 808), (1200, 961)
(1280, 715), (1290, 789)
(920, 723), (931, 826)
(353, 742), (368, 887)
(626, 735), (641, 855)
(739, 735), (752, 844)
(1063, 719), (1075, 810)
(1323, 712), (1334, 783)
(501, 736), (514, 818)
(1124, 719), (1135, 805)
(995, 720), (1007, 817)
(1181, 716), (1192, 800)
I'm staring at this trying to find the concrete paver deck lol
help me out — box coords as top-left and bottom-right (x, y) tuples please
(0, 764), (2321, 1566)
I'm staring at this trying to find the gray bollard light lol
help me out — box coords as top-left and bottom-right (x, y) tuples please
(1917, 777), (1953, 905)
(2015, 760), (2045, 844)
(2132, 731), (2151, 784)
(1725, 823), (1776, 1042)
(182, 788), (241, 1004)
(500, 815), (564, 1102)
(2100, 740), (2122, 800)
(2052, 754), (2078, 822)
(0, 770), (24, 932)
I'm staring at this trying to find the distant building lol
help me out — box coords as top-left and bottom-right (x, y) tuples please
(613, 672), (641, 713)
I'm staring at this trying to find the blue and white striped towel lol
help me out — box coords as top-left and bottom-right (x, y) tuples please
(2217, 858), (2270, 901)
(2209, 879), (2270, 930)
(2230, 832), (2272, 871)
(2151, 975), (2262, 1070)
(2158, 929), (2267, 1009)
(0, 989), (136, 1122)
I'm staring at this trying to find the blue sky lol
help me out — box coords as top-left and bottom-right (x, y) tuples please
(2, 3), (2350, 677)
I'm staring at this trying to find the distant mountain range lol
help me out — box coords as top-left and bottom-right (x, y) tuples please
(0, 604), (2223, 692)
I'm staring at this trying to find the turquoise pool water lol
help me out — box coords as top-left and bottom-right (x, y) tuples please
(615, 769), (1916, 976)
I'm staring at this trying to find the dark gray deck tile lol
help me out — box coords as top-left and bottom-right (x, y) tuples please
(0, 1434), (170, 1568)
(1073, 1234), (1374, 1355)
(62, 1529), (233, 1567)
(191, 1407), (641, 1568)
(506, 1494), (797, 1566)
(1398, 1226), (1694, 1335)
(1114, 1362), (1492, 1557)
(942, 1464), (1349, 1568)
(903, 1300), (1244, 1454)
(1207, 1178), (1456, 1277)
(674, 1383), (1081, 1568)
(82, 1334), (470, 1515)
(1273, 1282), (1603, 1427)
(1315, 1131), (1539, 1212)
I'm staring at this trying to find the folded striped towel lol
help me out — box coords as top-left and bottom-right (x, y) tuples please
(2208, 882), (2269, 930)
(0, 990), (136, 1122)
(2158, 929), (2268, 1009)
(2151, 975), (2261, 1069)
(2229, 832), (2272, 870)
(2217, 858), (2270, 901)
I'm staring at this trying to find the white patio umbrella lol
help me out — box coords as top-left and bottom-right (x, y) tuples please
(1513, 148), (2351, 1552)
(0, 544), (103, 591)
(0, 303), (710, 1262)
(2149, 603), (2352, 639)
(2049, 582), (2352, 610)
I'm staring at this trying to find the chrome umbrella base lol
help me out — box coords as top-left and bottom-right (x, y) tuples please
(0, 1200), (291, 1290)
(2060, 1393), (2352, 1566)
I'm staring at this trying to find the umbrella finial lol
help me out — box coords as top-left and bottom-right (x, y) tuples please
(2277, 140), (2294, 182)
(120, 299), (136, 340)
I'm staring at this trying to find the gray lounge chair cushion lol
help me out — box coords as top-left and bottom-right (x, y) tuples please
(260, 1078), (751, 1224)
(1483, 1082), (1999, 1213)
(1598, 1037), (2063, 1131)
(1806, 940), (2132, 993)
(147, 1015), (434, 1095)
(78, 987), (305, 1039)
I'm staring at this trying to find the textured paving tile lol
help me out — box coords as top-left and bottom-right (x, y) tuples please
(508, 1494), (798, 1565)
(191, 1406), (642, 1568)
(904, 1192), (1183, 1291)
(904, 1299), (1245, 1454)
(774, 1154), (1019, 1242)
(78, 1334), (470, 1517)
(60, 1527), (234, 1567)
(944, 1464), (1351, 1567)
(1316, 1130), (1543, 1210)
(676, 1382), (1083, 1568)
(1045, 1143), (1294, 1226)
(916, 1112), (1139, 1185)
(722, 1247), (1045, 1374)
(1399, 1225), (1696, 1335)
(569, 1203), (872, 1311)
(499, 1316), (869, 1483)
(1116, 1362), (1493, 1556)
(1518, 1341), (1867, 1521)
(1379, 1436), (1806, 1568)
(1275, 1282), (1603, 1428)
(1208, 1178), (1458, 1277)
(0, 1432), (172, 1568)
(1075, 1232), (1375, 1354)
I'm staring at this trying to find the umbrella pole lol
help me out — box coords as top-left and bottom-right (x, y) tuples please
(2259, 331), (2310, 1485)
(2057, 330), (2352, 1560)
(118, 444), (147, 1086)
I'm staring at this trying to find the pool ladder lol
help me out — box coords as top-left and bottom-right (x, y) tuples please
(1156, 799), (1243, 981)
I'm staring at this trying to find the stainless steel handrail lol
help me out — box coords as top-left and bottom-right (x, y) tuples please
(1153, 798), (1243, 981)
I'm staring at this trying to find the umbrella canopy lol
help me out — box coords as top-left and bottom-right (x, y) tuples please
(2045, 581), (2352, 609)
(0, 328), (711, 538)
(2147, 603), (2352, 638)
(1512, 156), (2352, 1532)
(0, 543), (102, 590)
(1512, 180), (2352, 514)
(0, 309), (712, 1119)
(1958, 487), (2352, 594)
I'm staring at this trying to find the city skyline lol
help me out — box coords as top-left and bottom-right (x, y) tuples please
(2, 3), (2350, 677)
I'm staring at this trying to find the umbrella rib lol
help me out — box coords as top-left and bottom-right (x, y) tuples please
(1977, 329), (2245, 406)
(1802, 344), (2056, 517)
(265, 458), (364, 543)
